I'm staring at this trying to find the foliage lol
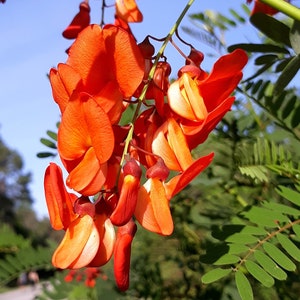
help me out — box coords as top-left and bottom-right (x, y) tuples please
(0, 224), (54, 286)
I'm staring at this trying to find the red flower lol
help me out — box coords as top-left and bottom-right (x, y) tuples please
(247, 0), (291, 15)
(115, 0), (143, 23)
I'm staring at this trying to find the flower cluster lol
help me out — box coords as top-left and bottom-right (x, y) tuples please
(44, 0), (248, 292)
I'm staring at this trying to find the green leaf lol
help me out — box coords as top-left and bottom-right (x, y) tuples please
(254, 54), (278, 66)
(277, 233), (300, 262)
(290, 20), (300, 54)
(229, 9), (246, 23)
(213, 254), (240, 265)
(281, 95), (297, 119)
(241, 206), (289, 228)
(235, 270), (253, 300)
(276, 186), (300, 207)
(228, 244), (249, 255)
(46, 130), (57, 141)
(291, 105), (300, 128)
(225, 233), (258, 245)
(250, 13), (291, 47)
(245, 260), (275, 287)
(262, 201), (300, 217)
(267, 245), (294, 270)
(292, 224), (300, 239)
(254, 250), (287, 280)
(201, 268), (232, 284)
(36, 152), (56, 158)
(274, 54), (300, 96)
(228, 43), (290, 54)
(40, 137), (57, 149)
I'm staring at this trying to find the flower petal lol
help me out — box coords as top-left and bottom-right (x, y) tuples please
(52, 215), (94, 269)
(44, 163), (77, 230)
(164, 152), (214, 200)
(135, 178), (173, 235)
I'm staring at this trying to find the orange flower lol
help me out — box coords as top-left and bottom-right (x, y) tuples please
(152, 117), (194, 172)
(50, 24), (144, 117)
(115, 0), (143, 23)
(168, 49), (248, 149)
(62, 1), (90, 39)
(51, 198), (115, 269)
(58, 92), (114, 195)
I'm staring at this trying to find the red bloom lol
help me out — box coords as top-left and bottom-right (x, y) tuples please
(247, 0), (291, 15)
(115, 0), (143, 23)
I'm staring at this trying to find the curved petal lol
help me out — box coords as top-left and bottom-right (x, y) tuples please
(66, 148), (107, 195)
(52, 215), (94, 269)
(103, 25), (144, 98)
(164, 152), (214, 200)
(44, 163), (77, 230)
(135, 178), (173, 236)
(89, 217), (116, 267)
(69, 222), (100, 269)
(49, 64), (82, 113)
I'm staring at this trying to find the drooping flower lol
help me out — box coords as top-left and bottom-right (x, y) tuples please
(113, 219), (137, 291)
(168, 49), (248, 149)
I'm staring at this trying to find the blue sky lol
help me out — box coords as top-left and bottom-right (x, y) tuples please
(0, 0), (251, 218)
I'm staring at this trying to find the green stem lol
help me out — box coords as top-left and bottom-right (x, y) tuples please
(132, 0), (196, 123)
(259, 0), (300, 21)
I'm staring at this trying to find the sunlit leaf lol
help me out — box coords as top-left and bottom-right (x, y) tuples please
(254, 250), (287, 280)
(277, 233), (300, 262)
(276, 186), (300, 207)
(235, 270), (253, 300)
(245, 260), (274, 287)
(201, 268), (232, 284)
(225, 233), (258, 245)
(292, 224), (300, 239)
(262, 201), (300, 217)
(213, 254), (240, 265)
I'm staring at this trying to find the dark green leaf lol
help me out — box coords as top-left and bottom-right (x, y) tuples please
(235, 270), (253, 300)
(245, 260), (275, 287)
(254, 54), (278, 66)
(254, 250), (287, 280)
(275, 57), (293, 72)
(228, 43), (290, 54)
(290, 20), (300, 54)
(276, 186), (300, 207)
(274, 54), (300, 96)
(251, 79), (263, 94)
(243, 62), (274, 82)
(40, 138), (57, 149)
(201, 268), (232, 284)
(36, 152), (56, 158)
(257, 80), (271, 100)
(281, 95), (297, 119)
(277, 233), (300, 262)
(263, 241), (296, 271)
(250, 13), (291, 47)
(291, 105), (300, 128)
